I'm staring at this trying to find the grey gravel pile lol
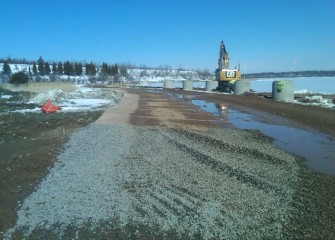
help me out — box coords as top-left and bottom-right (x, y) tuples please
(5, 124), (300, 239)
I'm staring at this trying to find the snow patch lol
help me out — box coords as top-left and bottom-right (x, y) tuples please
(29, 89), (66, 104)
(300, 95), (334, 108)
(10, 85), (122, 113)
(294, 89), (308, 94)
(1, 95), (13, 99)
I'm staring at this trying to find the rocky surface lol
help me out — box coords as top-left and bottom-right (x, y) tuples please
(4, 125), (300, 239)
(1, 87), (335, 239)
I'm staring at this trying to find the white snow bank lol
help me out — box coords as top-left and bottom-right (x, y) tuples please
(13, 107), (41, 113)
(61, 99), (114, 111)
(1, 95), (13, 99)
(29, 89), (66, 104)
(294, 89), (308, 94)
(136, 80), (207, 89)
(250, 77), (335, 94)
(11, 85), (122, 113)
(303, 95), (333, 107)
(304, 95), (325, 103)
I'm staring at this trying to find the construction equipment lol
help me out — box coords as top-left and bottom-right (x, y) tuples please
(215, 41), (241, 91)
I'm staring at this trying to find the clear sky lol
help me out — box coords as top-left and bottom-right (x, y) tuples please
(0, 0), (334, 73)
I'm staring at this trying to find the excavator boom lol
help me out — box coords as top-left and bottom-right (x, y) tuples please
(218, 41), (229, 70)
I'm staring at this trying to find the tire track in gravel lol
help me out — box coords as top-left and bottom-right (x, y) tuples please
(168, 138), (283, 194)
(159, 128), (298, 195)
(119, 125), (299, 238)
(169, 128), (288, 165)
(4, 124), (300, 239)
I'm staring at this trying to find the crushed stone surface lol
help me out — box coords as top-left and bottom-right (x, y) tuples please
(5, 123), (300, 239)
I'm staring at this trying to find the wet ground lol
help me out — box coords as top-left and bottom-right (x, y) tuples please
(189, 97), (335, 176)
(122, 88), (335, 176)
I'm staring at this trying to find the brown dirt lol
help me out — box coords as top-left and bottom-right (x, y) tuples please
(96, 88), (230, 129)
(0, 110), (103, 233)
(98, 88), (335, 137)
(1, 87), (335, 238)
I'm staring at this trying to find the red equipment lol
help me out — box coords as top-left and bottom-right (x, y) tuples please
(41, 99), (61, 113)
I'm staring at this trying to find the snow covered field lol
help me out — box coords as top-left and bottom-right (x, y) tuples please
(139, 77), (335, 94)
(29, 85), (122, 112)
(1, 85), (122, 113)
(138, 77), (335, 108)
(0, 63), (211, 84)
(1, 63), (334, 110)
(250, 77), (335, 94)
(137, 80), (207, 89)
(1, 63), (334, 94)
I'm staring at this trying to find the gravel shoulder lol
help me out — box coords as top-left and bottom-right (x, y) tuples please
(2, 88), (335, 239)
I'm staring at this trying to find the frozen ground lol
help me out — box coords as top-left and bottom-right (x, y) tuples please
(250, 77), (335, 94)
(135, 77), (335, 94)
(138, 77), (335, 109)
(1, 85), (122, 113)
(250, 77), (335, 108)
(1, 63), (334, 108)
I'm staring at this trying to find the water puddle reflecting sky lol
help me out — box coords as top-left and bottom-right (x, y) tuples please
(191, 99), (335, 176)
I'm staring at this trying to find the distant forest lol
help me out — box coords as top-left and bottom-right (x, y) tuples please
(1, 56), (334, 78)
(243, 71), (335, 78)
(0, 56), (126, 78)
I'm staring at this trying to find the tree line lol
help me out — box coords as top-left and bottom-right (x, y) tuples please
(0, 56), (33, 64)
(243, 70), (335, 79)
(1, 56), (127, 77)
(30, 56), (100, 76)
(1, 56), (132, 84)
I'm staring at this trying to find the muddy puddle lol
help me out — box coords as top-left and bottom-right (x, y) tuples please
(187, 97), (335, 176)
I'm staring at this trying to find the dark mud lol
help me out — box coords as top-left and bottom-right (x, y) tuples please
(0, 108), (103, 233)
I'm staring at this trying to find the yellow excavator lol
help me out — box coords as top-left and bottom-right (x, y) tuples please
(215, 41), (241, 91)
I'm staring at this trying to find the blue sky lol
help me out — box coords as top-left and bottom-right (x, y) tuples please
(0, 0), (334, 73)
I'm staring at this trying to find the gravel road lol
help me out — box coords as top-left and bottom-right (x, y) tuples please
(3, 88), (335, 239)
(5, 123), (300, 239)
